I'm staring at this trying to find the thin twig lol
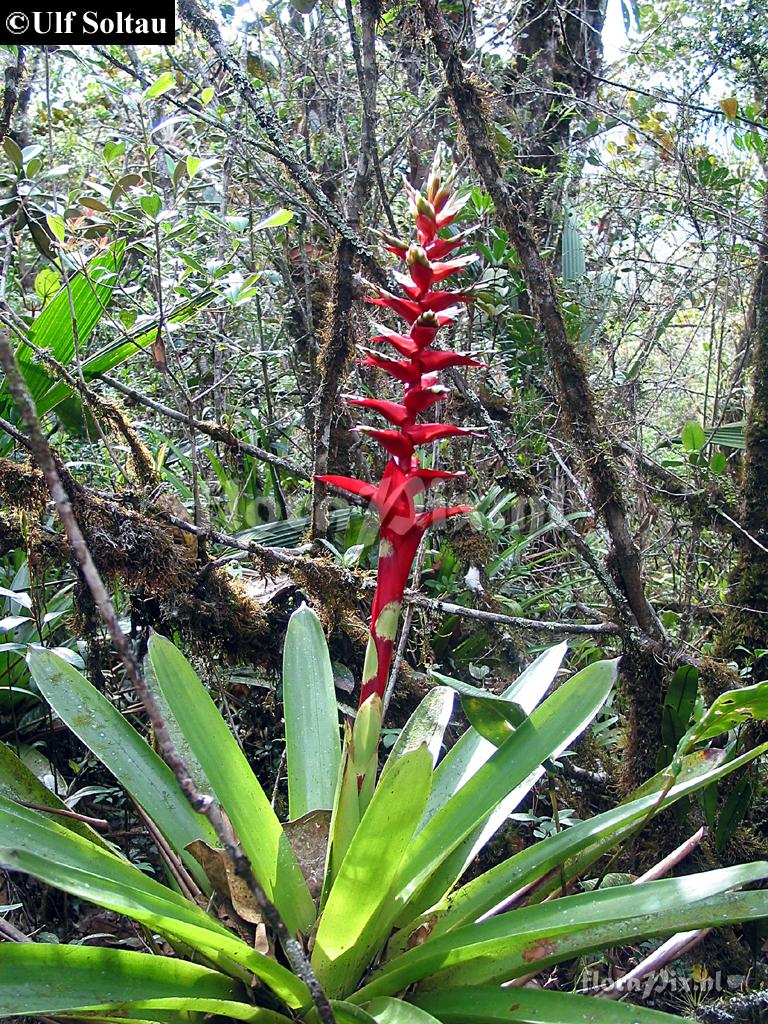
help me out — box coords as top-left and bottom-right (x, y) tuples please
(405, 593), (622, 636)
(634, 826), (706, 884)
(16, 800), (109, 831)
(0, 916), (32, 943)
(598, 928), (712, 999)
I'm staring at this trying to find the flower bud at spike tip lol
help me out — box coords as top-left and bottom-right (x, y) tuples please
(315, 151), (479, 708)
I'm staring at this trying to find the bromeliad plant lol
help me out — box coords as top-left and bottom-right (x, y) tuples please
(4, 158), (768, 1024)
(3, 623), (768, 1024)
(317, 150), (484, 809)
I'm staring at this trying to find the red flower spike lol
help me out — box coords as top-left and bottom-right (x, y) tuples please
(365, 291), (423, 323)
(420, 290), (473, 314)
(409, 313), (443, 349)
(412, 468), (466, 485)
(435, 191), (471, 229)
(375, 229), (409, 260)
(415, 350), (487, 373)
(424, 231), (474, 260)
(345, 396), (411, 427)
(358, 351), (422, 384)
(403, 383), (448, 415)
(418, 504), (475, 531)
(370, 327), (421, 358)
(406, 245), (434, 297)
(353, 426), (414, 460)
(316, 475), (378, 502)
(405, 423), (480, 446)
(430, 253), (479, 282)
(315, 153), (482, 708)
(394, 278), (422, 302)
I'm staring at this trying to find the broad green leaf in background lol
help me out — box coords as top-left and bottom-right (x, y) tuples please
(7, 244), (125, 413)
(147, 634), (315, 936)
(715, 773), (753, 852)
(253, 209), (294, 231)
(431, 673), (529, 748)
(707, 420), (745, 450)
(35, 290), (216, 417)
(682, 680), (768, 749)
(681, 420), (707, 452)
(283, 604), (341, 818)
(659, 664), (698, 767)
(710, 451), (728, 473)
(0, 797), (310, 1006)
(312, 745), (433, 997)
(561, 205), (586, 285)
(145, 71), (175, 99)
(27, 648), (217, 882)
(3, 135), (23, 170)
(414, 986), (692, 1023)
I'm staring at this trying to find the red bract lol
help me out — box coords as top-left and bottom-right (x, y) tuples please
(317, 152), (481, 707)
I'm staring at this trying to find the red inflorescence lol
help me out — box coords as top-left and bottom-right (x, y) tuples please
(316, 154), (483, 706)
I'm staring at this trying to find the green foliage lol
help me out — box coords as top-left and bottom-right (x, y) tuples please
(659, 664), (699, 768)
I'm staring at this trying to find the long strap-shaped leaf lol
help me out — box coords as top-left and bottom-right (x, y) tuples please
(422, 642), (568, 825)
(283, 604), (341, 818)
(312, 745), (433, 998)
(54, 1001), (288, 1023)
(147, 634), (315, 936)
(402, 645), (573, 919)
(0, 942), (290, 1022)
(378, 687), (455, 785)
(57, 1017), (191, 1024)
(390, 659), (617, 923)
(58, 1017), (181, 1024)
(413, 985), (692, 1023)
(27, 648), (218, 877)
(352, 864), (768, 1000)
(0, 796), (309, 1008)
(391, 743), (767, 949)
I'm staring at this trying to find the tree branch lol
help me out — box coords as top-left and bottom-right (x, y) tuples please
(178, 0), (386, 289)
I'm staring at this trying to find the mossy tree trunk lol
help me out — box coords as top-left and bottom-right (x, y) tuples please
(418, 0), (672, 789)
(713, 191), (768, 678)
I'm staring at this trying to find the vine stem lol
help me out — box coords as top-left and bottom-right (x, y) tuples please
(0, 331), (336, 1024)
